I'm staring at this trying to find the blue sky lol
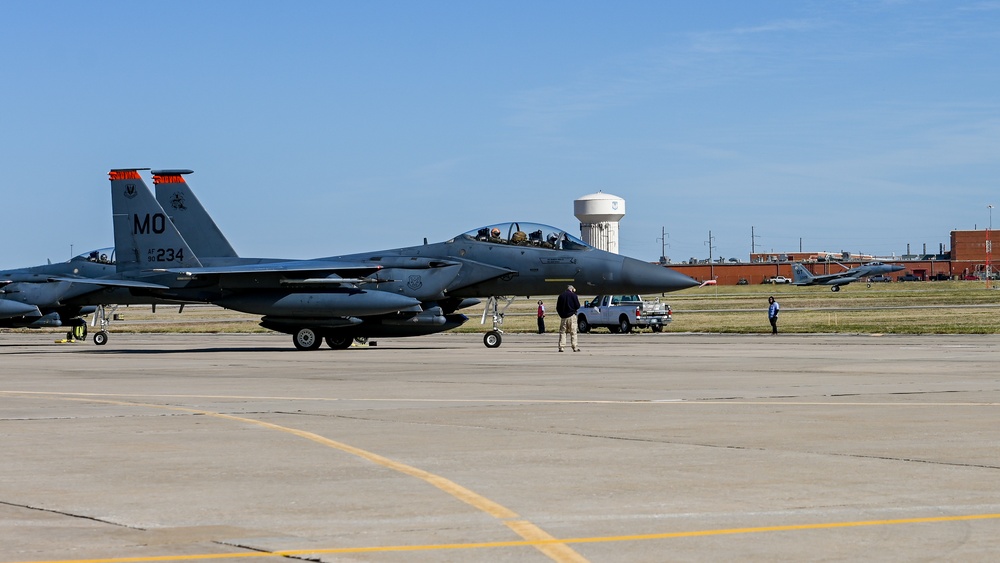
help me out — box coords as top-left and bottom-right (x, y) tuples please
(2, 1), (999, 267)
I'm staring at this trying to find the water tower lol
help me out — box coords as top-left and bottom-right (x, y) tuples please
(574, 191), (625, 254)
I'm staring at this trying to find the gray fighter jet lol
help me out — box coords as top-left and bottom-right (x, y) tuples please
(0, 250), (112, 340)
(0, 248), (186, 343)
(791, 261), (905, 291)
(136, 170), (698, 348)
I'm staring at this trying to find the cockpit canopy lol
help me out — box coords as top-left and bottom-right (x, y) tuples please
(71, 247), (115, 265)
(458, 222), (592, 251)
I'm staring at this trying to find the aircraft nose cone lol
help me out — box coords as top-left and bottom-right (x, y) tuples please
(620, 258), (700, 293)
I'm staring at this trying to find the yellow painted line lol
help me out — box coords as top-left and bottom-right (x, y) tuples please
(3, 393), (585, 563)
(9, 513), (1000, 563)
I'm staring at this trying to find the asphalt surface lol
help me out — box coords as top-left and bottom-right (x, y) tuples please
(2, 331), (999, 562)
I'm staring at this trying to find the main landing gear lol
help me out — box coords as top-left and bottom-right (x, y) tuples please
(291, 328), (367, 351)
(89, 304), (118, 345)
(481, 296), (514, 348)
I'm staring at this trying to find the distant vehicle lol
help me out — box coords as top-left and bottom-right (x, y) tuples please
(577, 294), (672, 334)
(867, 275), (892, 283)
(898, 273), (922, 282)
(736, 278), (749, 285)
(791, 261), (905, 292)
(770, 276), (792, 284)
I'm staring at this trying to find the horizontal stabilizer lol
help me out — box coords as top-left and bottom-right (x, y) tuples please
(0, 300), (42, 319)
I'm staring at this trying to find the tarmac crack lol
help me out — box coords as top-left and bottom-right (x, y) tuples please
(0, 500), (146, 530)
(214, 540), (321, 562)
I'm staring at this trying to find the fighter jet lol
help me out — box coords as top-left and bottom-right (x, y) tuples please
(145, 170), (698, 348)
(791, 261), (905, 291)
(0, 248), (189, 343)
(0, 251), (112, 340)
(103, 169), (698, 349)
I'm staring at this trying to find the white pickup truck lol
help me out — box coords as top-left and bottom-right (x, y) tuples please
(577, 294), (672, 334)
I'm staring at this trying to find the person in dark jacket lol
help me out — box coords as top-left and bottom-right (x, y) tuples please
(768, 296), (780, 335)
(556, 285), (581, 352)
(536, 300), (546, 334)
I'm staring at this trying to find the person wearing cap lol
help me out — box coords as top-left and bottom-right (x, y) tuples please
(767, 296), (780, 335)
(556, 285), (581, 352)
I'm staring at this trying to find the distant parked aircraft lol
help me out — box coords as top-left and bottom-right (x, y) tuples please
(791, 261), (905, 291)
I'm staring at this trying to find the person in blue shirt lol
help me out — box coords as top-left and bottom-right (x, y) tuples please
(768, 296), (780, 335)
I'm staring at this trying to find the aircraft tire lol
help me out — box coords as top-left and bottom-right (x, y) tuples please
(484, 331), (502, 348)
(831, 286), (841, 292)
(577, 316), (590, 333)
(93, 331), (109, 346)
(73, 324), (87, 339)
(293, 328), (322, 350)
(619, 316), (632, 334)
(325, 336), (353, 350)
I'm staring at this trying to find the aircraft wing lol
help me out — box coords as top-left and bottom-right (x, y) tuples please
(152, 260), (382, 278)
(141, 260), (386, 288)
(46, 276), (173, 290)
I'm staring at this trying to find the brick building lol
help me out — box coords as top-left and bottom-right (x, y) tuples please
(664, 230), (995, 285)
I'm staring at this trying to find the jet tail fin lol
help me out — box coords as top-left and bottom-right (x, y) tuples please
(153, 170), (239, 258)
(109, 169), (202, 273)
(791, 262), (815, 285)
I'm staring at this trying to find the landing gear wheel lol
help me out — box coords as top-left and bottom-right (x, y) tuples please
(325, 335), (353, 350)
(577, 316), (590, 333)
(93, 331), (109, 346)
(71, 324), (87, 340)
(831, 285), (841, 292)
(619, 317), (632, 334)
(293, 328), (322, 350)
(484, 331), (502, 348)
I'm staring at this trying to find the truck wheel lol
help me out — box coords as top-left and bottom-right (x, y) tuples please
(577, 316), (590, 333)
(619, 316), (632, 334)
(651, 325), (663, 333)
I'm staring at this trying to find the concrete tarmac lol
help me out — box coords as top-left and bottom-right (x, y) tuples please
(2, 331), (999, 562)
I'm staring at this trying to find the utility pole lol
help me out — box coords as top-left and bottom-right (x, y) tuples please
(751, 226), (760, 259)
(657, 227), (670, 263)
(705, 230), (716, 281)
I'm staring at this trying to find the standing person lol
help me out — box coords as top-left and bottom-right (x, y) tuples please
(768, 296), (780, 335)
(536, 300), (546, 334)
(556, 285), (581, 352)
